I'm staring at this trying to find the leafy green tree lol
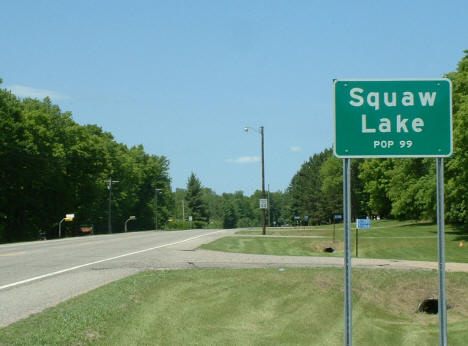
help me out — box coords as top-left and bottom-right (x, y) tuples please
(173, 188), (187, 221)
(387, 159), (436, 220)
(0, 84), (173, 242)
(0, 86), (29, 241)
(202, 188), (223, 228)
(446, 50), (468, 228)
(222, 199), (238, 229)
(268, 191), (287, 227)
(358, 159), (393, 218)
(285, 149), (332, 224)
(319, 155), (342, 220)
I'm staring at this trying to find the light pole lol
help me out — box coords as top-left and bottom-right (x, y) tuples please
(268, 184), (271, 227)
(182, 199), (185, 222)
(105, 177), (119, 234)
(244, 125), (266, 235)
(154, 188), (162, 230)
(125, 216), (136, 232)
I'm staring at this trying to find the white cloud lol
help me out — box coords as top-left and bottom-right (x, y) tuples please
(226, 156), (260, 164)
(290, 146), (302, 152)
(7, 84), (70, 101)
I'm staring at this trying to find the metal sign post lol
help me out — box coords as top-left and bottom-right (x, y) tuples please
(436, 158), (447, 346)
(343, 159), (352, 346)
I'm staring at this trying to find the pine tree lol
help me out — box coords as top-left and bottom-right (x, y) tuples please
(185, 173), (209, 228)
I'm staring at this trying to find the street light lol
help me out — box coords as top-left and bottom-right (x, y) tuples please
(105, 177), (119, 234)
(154, 188), (162, 230)
(58, 213), (74, 238)
(244, 125), (266, 235)
(125, 216), (136, 232)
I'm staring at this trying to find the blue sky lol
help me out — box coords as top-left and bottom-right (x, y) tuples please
(1, 1), (467, 195)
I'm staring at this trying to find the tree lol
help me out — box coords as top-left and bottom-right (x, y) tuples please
(320, 155), (342, 219)
(358, 159), (393, 218)
(285, 149), (332, 225)
(173, 188), (187, 221)
(445, 50), (468, 228)
(202, 187), (223, 228)
(386, 159), (436, 220)
(222, 199), (238, 229)
(185, 173), (209, 228)
(0, 83), (173, 242)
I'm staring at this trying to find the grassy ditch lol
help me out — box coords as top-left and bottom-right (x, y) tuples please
(205, 221), (468, 263)
(1, 268), (468, 345)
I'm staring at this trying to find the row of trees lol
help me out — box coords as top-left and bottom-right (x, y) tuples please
(0, 82), (172, 242)
(172, 178), (285, 230)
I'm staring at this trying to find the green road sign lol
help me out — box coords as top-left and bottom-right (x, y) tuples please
(334, 79), (452, 158)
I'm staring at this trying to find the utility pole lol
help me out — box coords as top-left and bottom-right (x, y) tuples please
(182, 200), (185, 222)
(105, 176), (119, 234)
(244, 125), (266, 235)
(268, 184), (271, 227)
(154, 188), (162, 230)
(261, 126), (266, 235)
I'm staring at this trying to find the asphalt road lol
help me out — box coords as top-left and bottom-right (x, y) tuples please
(0, 229), (233, 328)
(1, 229), (468, 328)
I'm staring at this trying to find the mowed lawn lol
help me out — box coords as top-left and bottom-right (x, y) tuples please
(2, 268), (468, 345)
(203, 221), (468, 263)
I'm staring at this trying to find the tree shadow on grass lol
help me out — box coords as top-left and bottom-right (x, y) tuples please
(450, 224), (468, 241)
(399, 221), (437, 234)
(398, 222), (468, 241)
(399, 221), (435, 227)
(414, 223), (468, 241)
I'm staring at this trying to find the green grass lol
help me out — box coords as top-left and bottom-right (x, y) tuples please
(1, 268), (468, 345)
(202, 221), (468, 263)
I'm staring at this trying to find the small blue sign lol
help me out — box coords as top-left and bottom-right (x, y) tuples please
(356, 219), (371, 229)
(334, 215), (343, 220)
(294, 216), (300, 220)
(304, 216), (309, 220)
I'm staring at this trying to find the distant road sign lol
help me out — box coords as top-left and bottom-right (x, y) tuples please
(334, 79), (452, 158)
(259, 199), (268, 209)
(356, 219), (371, 229)
(334, 214), (343, 220)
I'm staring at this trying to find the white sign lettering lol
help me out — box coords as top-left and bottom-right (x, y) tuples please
(349, 88), (437, 111)
(361, 114), (425, 133)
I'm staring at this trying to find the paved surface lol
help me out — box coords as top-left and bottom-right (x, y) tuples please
(1, 229), (468, 328)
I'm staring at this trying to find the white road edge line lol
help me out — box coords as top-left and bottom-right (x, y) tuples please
(0, 229), (226, 291)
